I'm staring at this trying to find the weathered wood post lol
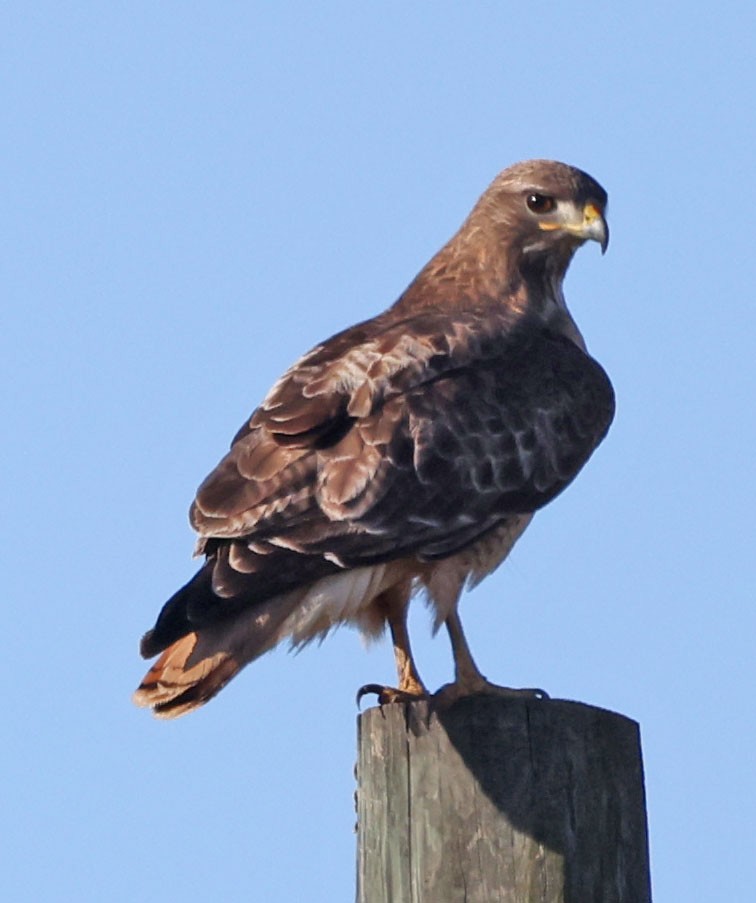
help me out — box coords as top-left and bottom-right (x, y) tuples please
(356, 696), (651, 902)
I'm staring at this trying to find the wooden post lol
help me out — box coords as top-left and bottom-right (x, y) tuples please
(356, 696), (651, 903)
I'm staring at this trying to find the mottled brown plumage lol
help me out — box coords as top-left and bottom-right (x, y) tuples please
(134, 159), (614, 718)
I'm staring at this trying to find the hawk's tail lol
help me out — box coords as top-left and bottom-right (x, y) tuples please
(132, 633), (241, 719)
(133, 591), (304, 719)
(133, 563), (401, 718)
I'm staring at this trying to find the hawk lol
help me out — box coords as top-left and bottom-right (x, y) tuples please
(134, 159), (614, 718)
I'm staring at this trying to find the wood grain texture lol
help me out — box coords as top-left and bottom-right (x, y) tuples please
(356, 696), (651, 903)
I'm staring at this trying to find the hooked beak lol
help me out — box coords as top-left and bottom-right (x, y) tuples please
(578, 202), (609, 254)
(538, 200), (609, 254)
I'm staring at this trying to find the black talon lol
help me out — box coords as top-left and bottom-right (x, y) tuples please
(356, 683), (385, 707)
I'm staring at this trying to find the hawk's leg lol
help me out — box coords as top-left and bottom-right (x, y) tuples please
(357, 592), (428, 706)
(435, 609), (548, 706)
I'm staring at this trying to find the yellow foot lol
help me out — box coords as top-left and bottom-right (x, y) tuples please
(433, 679), (549, 709)
(356, 682), (428, 707)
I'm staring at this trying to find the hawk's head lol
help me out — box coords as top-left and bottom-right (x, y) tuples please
(479, 159), (609, 261)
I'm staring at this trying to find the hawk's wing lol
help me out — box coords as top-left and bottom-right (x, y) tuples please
(188, 307), (613, 598)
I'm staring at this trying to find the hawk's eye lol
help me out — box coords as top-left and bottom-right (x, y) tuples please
(526, 193), (556, 214)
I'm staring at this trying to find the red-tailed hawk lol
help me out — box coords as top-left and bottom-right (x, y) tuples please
(134, 159), (614, 718)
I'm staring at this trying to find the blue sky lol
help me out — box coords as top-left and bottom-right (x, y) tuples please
(3, 4), (755, 900)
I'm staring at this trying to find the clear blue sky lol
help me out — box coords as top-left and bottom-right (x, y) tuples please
(3, 4), (755, 900)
